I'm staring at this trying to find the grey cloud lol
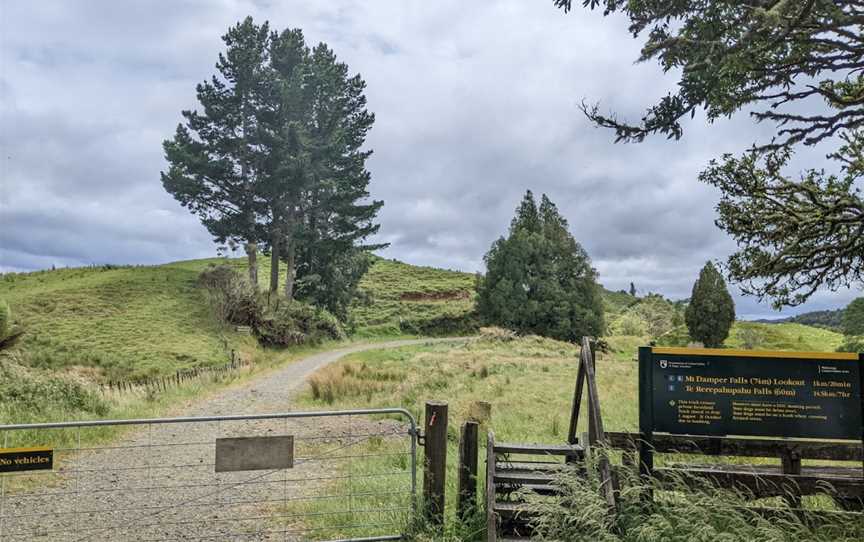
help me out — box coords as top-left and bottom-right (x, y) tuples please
(1, 0), (860, 318)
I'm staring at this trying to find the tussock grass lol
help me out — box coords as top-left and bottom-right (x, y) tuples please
(299, 329), (859, 540)
(308, 362), (401, 404)
(523, 460), (864, 542)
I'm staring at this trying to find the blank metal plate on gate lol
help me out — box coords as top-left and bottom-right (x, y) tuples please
(215, 436), (294, 473)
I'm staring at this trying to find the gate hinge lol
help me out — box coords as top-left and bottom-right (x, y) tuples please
(413, 428), (426, 446)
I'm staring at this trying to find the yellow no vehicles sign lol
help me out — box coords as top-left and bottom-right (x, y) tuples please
(0, 447), (54, 473)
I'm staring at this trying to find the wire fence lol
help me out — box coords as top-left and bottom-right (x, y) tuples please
(102, 350), (251, 396)
(0, 409), (417, 541)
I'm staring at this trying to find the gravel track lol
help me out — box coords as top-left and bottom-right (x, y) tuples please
(1, 338), (466, 542)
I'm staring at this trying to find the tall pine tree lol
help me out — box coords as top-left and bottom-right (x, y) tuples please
(685, 262), (736, 347)
(289, 43), (384, 301)
(476, 191), (604, 342)
(254, 27), (312, 293)
(163, 20), (384, 309)
(162, 17), (270, 287)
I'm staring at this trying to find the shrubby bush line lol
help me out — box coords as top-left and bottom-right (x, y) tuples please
(837, 335), (864, 353)
(0, 357), (109, 421)
(198, 264), (345, 347)
(256, 301), (346, 347)
(838, 297), (864, 353)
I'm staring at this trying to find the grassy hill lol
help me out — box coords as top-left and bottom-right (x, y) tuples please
(753, 308), (845, 330)
(0, 259), (258, 380)
(0, 253), (846, 384)
(0, 255), (478, 380)
(351, 257), (476, 336)
(653, 321), (845, 352)
(600, 287), (638, 313)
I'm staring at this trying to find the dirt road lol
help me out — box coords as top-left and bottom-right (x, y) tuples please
(0, 337), (467, 542)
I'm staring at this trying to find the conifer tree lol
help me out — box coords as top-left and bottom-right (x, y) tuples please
(476, 191), (604, 342)
(842, 297), (864, 337)
(288, 42), (384, 300)
(162, 17), (270, 287)
(163, 20), (384, 307)
(685, 262), (736, 348)
(252, 26), (311, 294)
(511, 190), (542, 234)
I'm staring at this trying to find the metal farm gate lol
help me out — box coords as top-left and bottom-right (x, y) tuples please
(0, 409), (418, 541)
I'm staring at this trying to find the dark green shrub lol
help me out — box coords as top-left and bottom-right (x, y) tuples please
(0, 361), (108, 417)
(837, 335), (864, 353)
(255, 302), (345, 347)
(842, 297), (864, 336)
(198, 265), (261, 326)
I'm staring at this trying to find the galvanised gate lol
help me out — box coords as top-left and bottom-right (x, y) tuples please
(0, 409), (418, 541)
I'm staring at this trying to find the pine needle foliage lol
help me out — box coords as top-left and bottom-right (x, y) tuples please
(476, 190), (604, 342)
(685, 262), (736, 347)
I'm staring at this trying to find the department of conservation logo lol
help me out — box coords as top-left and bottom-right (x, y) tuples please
(659, 359), (668, 369)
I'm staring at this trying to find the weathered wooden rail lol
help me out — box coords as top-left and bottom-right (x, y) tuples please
(486, 431), (584, 541)
(607, 431), (864, 507)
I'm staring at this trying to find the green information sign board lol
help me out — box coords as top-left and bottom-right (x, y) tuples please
(639, 347), (864, 440)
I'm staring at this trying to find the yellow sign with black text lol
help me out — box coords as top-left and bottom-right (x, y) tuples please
(0, 447), (54, 473)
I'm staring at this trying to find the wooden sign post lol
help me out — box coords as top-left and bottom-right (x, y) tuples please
(567, 337), (618, 514)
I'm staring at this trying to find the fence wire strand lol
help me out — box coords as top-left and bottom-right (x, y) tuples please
(0, 409), (417, 542)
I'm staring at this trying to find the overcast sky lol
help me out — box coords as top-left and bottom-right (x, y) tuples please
(1, 1), (860, 319)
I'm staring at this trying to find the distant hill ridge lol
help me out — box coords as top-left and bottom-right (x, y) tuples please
(752, 308), (845, 330)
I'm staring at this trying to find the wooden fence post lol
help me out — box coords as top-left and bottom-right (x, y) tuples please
(424, 401), (448, 525)
(458, 421), (479, 520)
(781, 451), (802, 508)
(486, 430), (497, 542)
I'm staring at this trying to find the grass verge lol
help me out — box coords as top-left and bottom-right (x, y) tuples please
(295, 329), (861, 540)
